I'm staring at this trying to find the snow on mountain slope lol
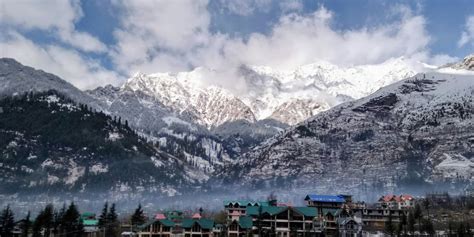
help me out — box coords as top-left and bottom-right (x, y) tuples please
(0, 58), (102, 109)
(225, 68), (474, 194)
(240, 57), (422, 124)
(123, 71), (256, 128)
(112, 57), (422, 127)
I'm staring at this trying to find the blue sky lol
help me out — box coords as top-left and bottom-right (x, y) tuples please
(1, 0), (473, 89)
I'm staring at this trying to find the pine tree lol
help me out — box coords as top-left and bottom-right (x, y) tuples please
(131, 204), (146, 231)
(42, 204), (54, 237)
(20, 211), (31, 237)
(62, 202), (83, 237)
(98, 202), (108, 230)
(53, 203), (66, 235)
(0, 205), (15, 237)
(106, 203), (119, 237)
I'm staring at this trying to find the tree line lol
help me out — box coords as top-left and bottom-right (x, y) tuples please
(0, 202), (146, 237)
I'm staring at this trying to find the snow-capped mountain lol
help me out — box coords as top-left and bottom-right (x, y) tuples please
(225, 65), (474, 195)
(123, 71), (256, 128)
(237, 57), (422, 124)
(108, 57), (422, 128)
(86, 57), (422, 175)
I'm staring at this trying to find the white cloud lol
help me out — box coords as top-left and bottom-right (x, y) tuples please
(111, 0), (211, 73)
(0, 0), (106, 52)
(279, 0), (303, 13)
(218, 0), (272, 16)
(458, 15), (474, 48)
(429, 54), (459, 66)
(0, 31), (121, 89)
(221, 6), (431, 69)
(111, 4), (434, 77)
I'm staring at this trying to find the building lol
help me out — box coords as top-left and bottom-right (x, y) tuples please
(224, 201), (273, 222)
(81, 212), (99, 237)
(245, 205), (321, 236)
(137, 218), (175, 237)
(304, 195), (346, 214)
(337, 217), (361, 237)
(353, 208), (407, 231)
(378, 194), (414, 209)
(182, 218), (215, 237)
(227, 216), (253, 237)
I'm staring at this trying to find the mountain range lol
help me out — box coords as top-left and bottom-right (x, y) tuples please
(0, 55), (473, 197)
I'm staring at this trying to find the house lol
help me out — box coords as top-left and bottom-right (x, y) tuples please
(337, 217), (361, 237)
(227, 216), (253, 237)
(245, 205), (320, 236)
(353, 208), (408, 231)
(304, 195), (346, 214)
(224, 200), (273, 222)
(378, 194), (414, 209)
(181, 218), (215, 237)
(137, 218), (175, 237)
(81, 212), (99, 237)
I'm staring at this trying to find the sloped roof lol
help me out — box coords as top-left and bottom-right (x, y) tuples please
(138, 219), (175, 231)
(293, 207), (318, 217)
(321, 208), (339, 216)
(246, 206), (287, 216)
(181, 219), (214, 229)
(304, 195), (345, 203)
(81, 212), (95, 218)
(155, 213), (166, 220)
(238, 216), (253, 229)
(224, 200), (269, 207)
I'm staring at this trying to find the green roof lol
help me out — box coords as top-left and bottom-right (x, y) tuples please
(293, 207), (318, 217)
(83, 219), (98, 226)
(181, 219), (214, 229)
(246, 206), (286, 216)
(138, 219), (176, 231)
(322, 208), (339, 216)
(238, 216), (253, 229)
(81, 212), (95, 218)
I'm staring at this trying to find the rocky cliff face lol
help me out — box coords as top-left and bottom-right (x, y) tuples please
(226, 70), (474, 195)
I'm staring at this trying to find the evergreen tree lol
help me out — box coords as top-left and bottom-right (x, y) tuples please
(61, 202), (83, 237)
(106, 203), (119, 237)
(98, 202), (108, 230)
(32, 213), (43, 237)
(131, 204), (146, 231)
(42, 204), (54, 237)
(20, 211), (31, 237)
(0, 205), (15, 237)
(53, 203), (66, 235)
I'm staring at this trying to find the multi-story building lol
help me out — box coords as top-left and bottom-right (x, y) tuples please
(245, 205), (320, 236)
(224, 200), (273, 222)
(378, 194), (414, 209)
(304, 195), (347, 214)
(353, 208), (408, 231)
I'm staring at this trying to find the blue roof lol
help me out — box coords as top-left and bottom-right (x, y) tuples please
(304, 195), (345, 203)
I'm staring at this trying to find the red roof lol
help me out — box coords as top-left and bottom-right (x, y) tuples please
(192, 213), (202, 219)
(155, 213), (166, 220)
(380, 194), (414, 203)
